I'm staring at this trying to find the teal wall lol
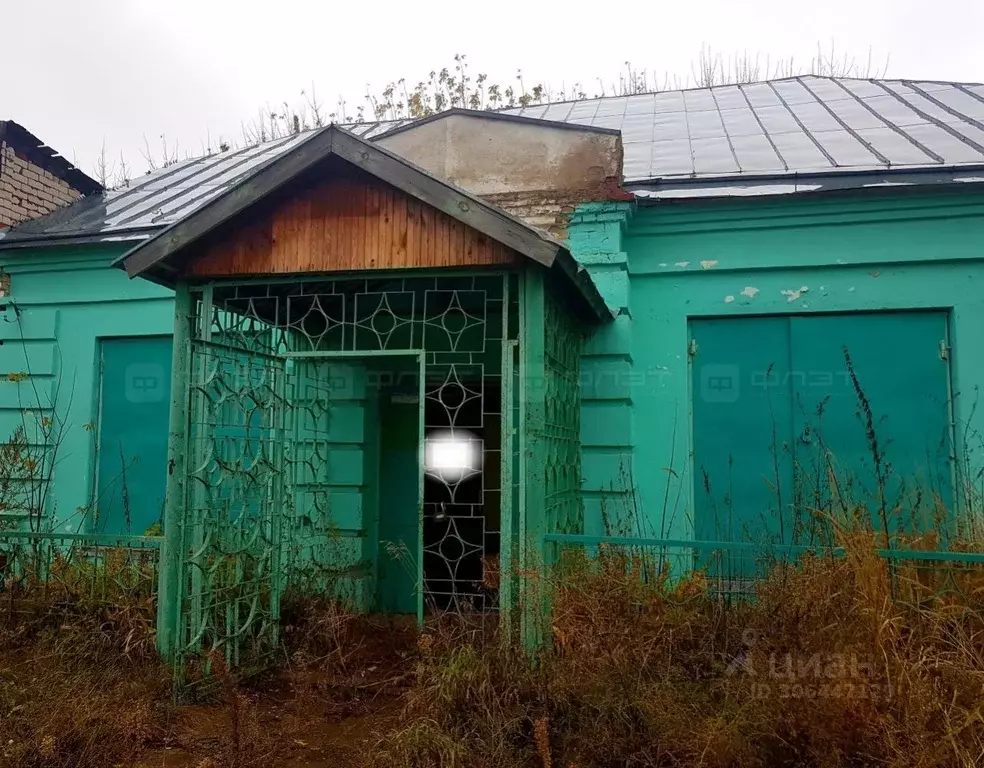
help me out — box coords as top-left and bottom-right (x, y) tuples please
(0, 243), (174, 532)
(8, 184), (984, 544)
(569, 186), (984, 540)
(566, 204), (636, 536)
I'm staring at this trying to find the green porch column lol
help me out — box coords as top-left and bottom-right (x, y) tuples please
(566, 202), (638, 536)
(156, 282), (191, 663)
(519, 268), (546, 648)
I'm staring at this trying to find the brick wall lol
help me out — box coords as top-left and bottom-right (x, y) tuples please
(0, 141), (84, 228)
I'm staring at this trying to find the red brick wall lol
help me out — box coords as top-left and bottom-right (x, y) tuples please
(0, 141), (84, 228)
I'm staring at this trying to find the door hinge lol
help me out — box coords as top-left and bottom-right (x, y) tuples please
(688, 339), (698, 358)
(939, 339), (950, 361)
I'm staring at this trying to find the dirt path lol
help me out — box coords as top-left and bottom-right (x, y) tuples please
(137, 678), (405, 767)
(134, 617), (419, 767)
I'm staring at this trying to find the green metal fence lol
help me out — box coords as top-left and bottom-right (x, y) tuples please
(543, 533), (984, 603)
(0, 531), (161, 617)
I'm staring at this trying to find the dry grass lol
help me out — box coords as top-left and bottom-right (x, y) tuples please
(4, 534), (984, 767)
(369, 532), (984, 768)
(0, 576), (170, 768)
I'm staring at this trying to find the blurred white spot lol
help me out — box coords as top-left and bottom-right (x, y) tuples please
(424, 429), (482, 483)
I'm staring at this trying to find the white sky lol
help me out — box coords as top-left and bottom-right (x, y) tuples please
(3, 0), (983, 179)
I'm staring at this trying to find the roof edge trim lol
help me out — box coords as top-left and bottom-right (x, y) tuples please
(371, 107), (622, 141)
(0, 229), (153, 250)
(627, 164), (984, 194)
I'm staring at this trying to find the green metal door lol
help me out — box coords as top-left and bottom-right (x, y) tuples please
(692, 312), (952, 547)
(787, 312), (953, 536)
(96, 336), (172, 535)
(691, 317), (795, 544)
(287, 358), (374, 609)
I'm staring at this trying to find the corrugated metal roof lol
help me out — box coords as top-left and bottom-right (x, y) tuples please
(3, 75), (984, 245)
(0, 120), (411, 245)
(503, 76), (984, 195)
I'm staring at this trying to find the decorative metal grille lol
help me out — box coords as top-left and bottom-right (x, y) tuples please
(207, 276), (503, 355)
(178, 340), (287, 670)
(542, 290), (584, 536)
(174, 274), (518, 667)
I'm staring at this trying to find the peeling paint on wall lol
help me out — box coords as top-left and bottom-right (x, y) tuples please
(724, 295), (735, 303)
(781, 286), (810, 302)
(618, 190), (984, 543)
(674, 261), (690, 268)
(700, 260), (719, 270)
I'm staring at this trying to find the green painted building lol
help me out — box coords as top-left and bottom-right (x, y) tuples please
(570, 188), (984, 546)
(3, 77), (984, 656)
(0, 242), (174, 534)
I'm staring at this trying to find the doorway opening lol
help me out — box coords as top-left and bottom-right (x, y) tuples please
(367, 357), (503, 615)
(422, 378), (501, 614)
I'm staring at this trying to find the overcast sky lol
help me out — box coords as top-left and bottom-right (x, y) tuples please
(3, 0), (983, 180)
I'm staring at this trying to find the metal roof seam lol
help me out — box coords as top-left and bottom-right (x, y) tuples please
(796, 76), (891, 166)
(843, 79), (945, 163)
(585, 98), (603, 126)
(766, 80), (839, 168)
(709, 85), (743, 173)
(953, 83), (984, 106)
(113, 136), (305, 228)
(901, 81), (984, 134)
(680, 95), (696, 177)
(737, 82), (789, 171)
(882, 82), (984, 159)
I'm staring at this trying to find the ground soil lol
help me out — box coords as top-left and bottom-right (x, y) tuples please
(148, 615), (419, 767)
(138, 685), (404, 767)
(2, 613), (419, 768)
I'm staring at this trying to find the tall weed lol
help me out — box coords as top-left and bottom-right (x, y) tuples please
(370, 532), (984, 767)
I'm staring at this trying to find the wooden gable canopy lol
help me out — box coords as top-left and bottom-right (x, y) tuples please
(113, 126), (610, 322)
(188, 165), (521, 277)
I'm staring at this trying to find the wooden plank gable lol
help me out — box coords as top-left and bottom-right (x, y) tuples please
(189, 170), (521, 277)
